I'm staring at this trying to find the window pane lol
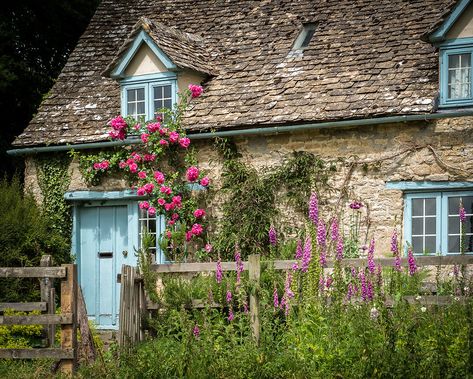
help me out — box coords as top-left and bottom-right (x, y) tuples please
(412, 218), (423, 235)
(412, 199), (423, 217)
(127, 89), (136, 101)
(466, 235), (473, 253)
(463, 196), (473, 214)
(448, 54), (471, 100)
(425, 198), (436, 215)
(127, 102), (136, 116)
(448, 235), (460, 253)
(164, 99), (172, 109)
(449, 216), (460, 234)
(154, 100), (163, 111)
(425, 217), (436, 235)
(448, 197), (461, 215)
(163, 85), (172, 98)
(153, 86), (162, 99)
(137, 101), (145, 116)
(412, 237), (423, 254)
(136, 88), (145, 101)
(425, 236), (436, 254)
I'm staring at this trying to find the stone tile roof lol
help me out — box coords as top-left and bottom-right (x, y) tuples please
(103, 17), (219, 77)
(13, 0), (454, 147)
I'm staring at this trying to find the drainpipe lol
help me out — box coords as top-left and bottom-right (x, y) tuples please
(7, 110), (473, 156)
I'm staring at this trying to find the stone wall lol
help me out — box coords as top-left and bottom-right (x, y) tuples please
(24, 116), (473, 256)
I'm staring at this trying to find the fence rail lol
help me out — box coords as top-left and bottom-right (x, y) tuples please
(119, 253), (473, 349)
(0, 257), (79, 375)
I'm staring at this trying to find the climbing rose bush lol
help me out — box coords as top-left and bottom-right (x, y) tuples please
(86, 85), (208, 259)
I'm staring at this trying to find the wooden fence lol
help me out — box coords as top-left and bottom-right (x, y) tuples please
(0, 255), (95, 375)
(118, 254), (473, 347)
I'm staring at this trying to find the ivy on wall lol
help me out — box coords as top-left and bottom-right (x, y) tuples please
(212, 138), (337, 260)
(35, 154), (73, 246)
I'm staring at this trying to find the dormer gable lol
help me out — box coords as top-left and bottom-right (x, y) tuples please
(102, 18), (218, 121)
(428, 0), (473, 43)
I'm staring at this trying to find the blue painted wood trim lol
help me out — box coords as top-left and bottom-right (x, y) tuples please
(64, 190), (143, 201)
(119, 72), (177, 85)
(386, 181), (473, 191)
(429, 0), (471, 42)
(111, 30), (177, 79)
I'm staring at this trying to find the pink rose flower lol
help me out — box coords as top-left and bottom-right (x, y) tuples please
(193, 209), (206, 218)
(185, 231), (193, 242)
(159, 128), (168, 136)
(147, 122), (160, 133)
(160, 186), (172, 195)
(205, 243), (212, 253)
(140, 133), (149, 143)
(191, 223), (203, 236)
(138, 171), (147, 179)
(172, 195), (182, 205)
(119, 161), (127, 169)
(169, 131), (179, 143)
(164, 203), (175, 212)
(188, 84), (203, 98)
(100, 161), (110, 170)
(148, 207), (156, 216)
(133, 123), (141, 131)
(144, 183), (154, 194)
(200, 177), (210, 187)
(131, 152), (141, 161)
(144, 154), (156, 162)
(171, 213), (179, 220)
(139, 201), (150, 209)
(93, 163), (101, 170)
(159, 139), (169, 146)
(166, 231), (172, 239)
(137, 187), (146, 196)
(168, 220), (175, 226)
(108, 129), (126, 140)
(108, 116), (127, 130)
(154, 171), (165, 184)
(186, 166), (200, 182)
(179, 137), (191, 148)
(129, 163), (138, 173)
(158, 198), (166, 206)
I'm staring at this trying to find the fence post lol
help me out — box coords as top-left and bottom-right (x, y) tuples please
(59, 264), (78, 375)
(248, 254), (261, 345)
(40, 255), (55, 347)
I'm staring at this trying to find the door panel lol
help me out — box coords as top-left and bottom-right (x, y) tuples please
(78, 204), (131, 328)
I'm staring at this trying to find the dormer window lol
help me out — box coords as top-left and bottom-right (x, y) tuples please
(440, 45), (473, 107)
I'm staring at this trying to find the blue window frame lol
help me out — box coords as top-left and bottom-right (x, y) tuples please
(139, 209), (168, 264)
(120, 73), (177, 121)
(439, 38), (473, 107)
(404, 191), (473, 255)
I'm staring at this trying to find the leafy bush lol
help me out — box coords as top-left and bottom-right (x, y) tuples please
(0, 177), (70, 302)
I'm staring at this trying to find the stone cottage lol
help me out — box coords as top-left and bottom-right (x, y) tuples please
(7, 0), (473, 328)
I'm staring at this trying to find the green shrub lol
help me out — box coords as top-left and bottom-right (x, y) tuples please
(0, 177), (70, 302)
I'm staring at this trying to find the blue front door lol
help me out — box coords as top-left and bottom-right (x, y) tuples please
(76, 203), (138, 328)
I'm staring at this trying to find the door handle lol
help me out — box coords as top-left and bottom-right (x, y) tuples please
(122, 250), (128, 258)
(98, 251), (113, 258)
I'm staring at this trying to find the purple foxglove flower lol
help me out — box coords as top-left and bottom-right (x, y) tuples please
(460, 205), (466, 223)
(331, 219), (339, 242)
(391, 229), (398, 256)
(235, 249), (243, 285)
(317, 220), (327, 248)
(367, 238), (375, 274)
(394, 255), (402, 272)
(351, 267), (358, 279)
(336, 236), (344, 261)
(269, 226), (277, 246)
(193, 324), (200, 338)
(284, 271), (294, 299)
(360, 271), (373, 301)
(243, 302), (249, 314)
(273, 287), (279, 308)
(376, 264), (382, 289)
(407, 247), (417, 276)
(228, 309), (234, 322)
(309, 192), (319, 225)
(226, 290), (232, 304)
(301, 236), (312, 273)
(349, 201), (363, 210)
(292, 262), (299, 271)
(325, 275), (333, 289)
(319, 249), (327, 267)
(216, 258), (223, 284)
(295, 239), (303, 259)
(346, 283), (354, 301)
